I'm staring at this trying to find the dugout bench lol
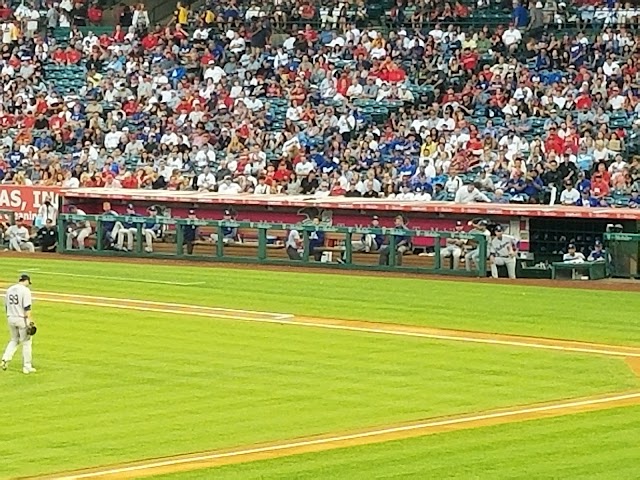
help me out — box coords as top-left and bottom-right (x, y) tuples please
(57, 214), (489, 277)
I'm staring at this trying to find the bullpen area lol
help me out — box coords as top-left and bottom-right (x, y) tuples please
(1, 257), (639, 480)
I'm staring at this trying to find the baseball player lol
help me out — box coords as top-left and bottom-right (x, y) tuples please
(182, 209), (199, 255)
(6, 217), (35, 253)
(65, 205), (92, 250)
(286, 228), (303, 260)
(100, 201), (119, 249)
(1, 274), (37, 374)
(378, 215), (411, 266)
(563, 243), (586, 263)
(308, 216), (325, 261)
(442, 221), (466, 269)
(143, 206), (163, 253)
(356, 216), (384, 253)
(114, 204), (139, 252)
(489, 225), (517, 279)
(210, 210), (238, 244)
(464, 219), (491, 271)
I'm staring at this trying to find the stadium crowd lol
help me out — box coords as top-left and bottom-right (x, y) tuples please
(1, 0), (640, 208)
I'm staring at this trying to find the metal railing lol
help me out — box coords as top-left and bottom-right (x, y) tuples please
(58, 214), (488, 276)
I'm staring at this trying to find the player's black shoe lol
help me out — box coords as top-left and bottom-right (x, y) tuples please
(1, 360), (7, 371)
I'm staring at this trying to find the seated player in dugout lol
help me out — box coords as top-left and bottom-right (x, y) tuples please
(378, 215), (412, 266)
(143, 206), (164, 253)
(210, 209), (239, 244)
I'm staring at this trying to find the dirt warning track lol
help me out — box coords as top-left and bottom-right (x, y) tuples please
(17, 290), (640, 480)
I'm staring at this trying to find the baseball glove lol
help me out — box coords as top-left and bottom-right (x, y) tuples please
(26, 322), (37, 336)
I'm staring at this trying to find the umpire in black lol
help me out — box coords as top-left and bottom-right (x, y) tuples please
(182, 209), (198, 254)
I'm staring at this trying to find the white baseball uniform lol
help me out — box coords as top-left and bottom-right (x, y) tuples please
(442, 236), (466, 269)
(490, 235), (517, 279)
(465, 228), (491, 271)
(66, 209), (92, 250)
(2, 283), (34, 369)
(6, 225), (35, 252)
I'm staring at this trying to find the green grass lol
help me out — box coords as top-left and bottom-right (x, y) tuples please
(1, 301), (637, 478)
(151, 405), (640, 480)
(0, 257), (639, 346)
(0, 257), (638, 478)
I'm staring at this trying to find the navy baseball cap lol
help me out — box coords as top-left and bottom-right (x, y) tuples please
(188, 209), (196, 215)
(372, 215), (379, 220)
(495, 225), (503, 232)
(456, 221), (463, 226)
(19, 274), (31, 284)
(224, 209), (231, 216)
(126, 203), (135, 209)
(568, 243), (576, 249)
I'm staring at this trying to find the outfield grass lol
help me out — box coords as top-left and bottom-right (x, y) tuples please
(0, 257), (638, 345)
(1, 301), (637, 478)
(0, 257), (639, 478)
(152, 405), (640, 480)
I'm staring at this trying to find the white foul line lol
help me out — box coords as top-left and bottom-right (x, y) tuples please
(30, 291), (640, 359)
(20, 270), (206, 287)
(49, 391), (640, 479)
(29, 291), (294, 320)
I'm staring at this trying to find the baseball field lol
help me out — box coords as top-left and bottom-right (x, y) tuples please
(0, 256), (639, 479)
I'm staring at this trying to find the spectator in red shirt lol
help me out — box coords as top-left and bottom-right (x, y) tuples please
(591, 173), (610, 199)
(52, 47), (67, 64)
(88, 3), (103, 24)
(65, 47), (82, 64)
(49, 115), (65, 130)
(545, 127), (565, 155)
(112, 24), (125, 43)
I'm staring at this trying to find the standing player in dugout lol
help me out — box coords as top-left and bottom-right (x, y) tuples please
(1, 274), (38, 374)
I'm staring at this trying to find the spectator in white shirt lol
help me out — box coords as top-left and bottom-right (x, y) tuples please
(454, 183), (491, 203)
(197, 166), (216, 191)
(217, 176), (242, 194)
(502, 26), (522, 51)
(295, 157), (315, 176)
(602, 57), (621, 77)
(254, 176), (270, 194)
(414, 186), (432, 202)
(62, 171), (79, 188)
(559, 181), (581, 205)
(607, 87), (626, 110)
(395, 185), (415, 200)
(104, 126), (122, 150)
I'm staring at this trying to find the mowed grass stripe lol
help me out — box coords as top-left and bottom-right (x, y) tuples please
(150, 405), (640, 480)
(1, 257), (639, 346)
(2, 303), (639, 478)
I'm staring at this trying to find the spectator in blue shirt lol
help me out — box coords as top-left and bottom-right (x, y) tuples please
(511, 1), (529, 28)
(575, 189), (599, 207)
(522, 171), (544, 200)
(398, 157), (417, 180)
